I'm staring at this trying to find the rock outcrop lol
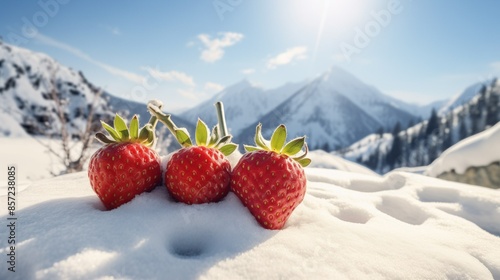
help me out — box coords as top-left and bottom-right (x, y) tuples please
(437, 162), (500, 189)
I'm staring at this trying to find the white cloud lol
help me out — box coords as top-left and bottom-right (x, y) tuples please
(241, 68), (255, 75)
(143, 67), (195, 87)
(198, 32), (244, 63)
(267, 46), (307, 69)
(204, 82), (224, 93)
(267, 46), (308, 69)
(33, 33), (144, 83)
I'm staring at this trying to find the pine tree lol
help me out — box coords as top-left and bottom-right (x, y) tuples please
(426, 108), (439, 135)
(485, 89), (499, 127)
(392, 121), (401, 136)
(470, 102), (481, 134)
(459, 112), (468, 139)
(321, 142), (331, 152)
(491, 78), (498, 88)
(386, 134), (402, 169)
(376, 127), (384, 137)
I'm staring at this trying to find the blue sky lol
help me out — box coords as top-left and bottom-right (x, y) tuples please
(1, 0), (500, 112)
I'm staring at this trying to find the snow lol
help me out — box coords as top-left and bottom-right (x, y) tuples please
(307, 149), (379, 177)
(340, 133), (393, 163)
(426, 122), (500, 176)
(1, 156), (500, 279)
(0, 136), (100, 187)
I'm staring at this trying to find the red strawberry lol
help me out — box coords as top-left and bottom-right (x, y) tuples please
(88, 111), (162, 210)
(148, 101), (237, 204)
(231, 124), (311, 230)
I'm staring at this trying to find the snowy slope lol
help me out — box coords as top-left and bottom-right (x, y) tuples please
(426, 122), (500, 176)
(1, 166), (499, 279)
(339, 132), (394, 164)
(181, 80), (306, 136)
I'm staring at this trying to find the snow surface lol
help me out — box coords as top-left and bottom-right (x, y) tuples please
(0, 137), (65, 184)
(308, 149), (379, 177)
(1, 157), (500, 279)
(426, 122), (500, 176)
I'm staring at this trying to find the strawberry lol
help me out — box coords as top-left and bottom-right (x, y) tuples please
(148, 101), (238, 204)
(230, 124), (311, 230)
(88, 108), (162, 210)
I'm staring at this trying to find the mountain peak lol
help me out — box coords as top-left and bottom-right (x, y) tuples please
(319, 66), (362, 86)
(221, 78), (262, 94)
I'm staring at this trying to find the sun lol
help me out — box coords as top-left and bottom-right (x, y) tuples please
(286, 0), (369, 60)
(329, 0), (367, 26)
(288, 0), (367, 30)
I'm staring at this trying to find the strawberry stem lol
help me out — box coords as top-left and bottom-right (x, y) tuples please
(146, 100), (162, 128)
(147, 101), (178, 135)
(215, 102), (228, 137)
(147, 100), (192, 147)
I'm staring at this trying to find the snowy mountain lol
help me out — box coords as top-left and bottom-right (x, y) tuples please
(315, 67), (419, 129)
(236, 67), (419, 150)
(339, 78), (500, 174)
(1, 154), (499, 279)
(181, 79), (307, 136)
(0, 40), (193, 151)
(0, 40), (111, 137)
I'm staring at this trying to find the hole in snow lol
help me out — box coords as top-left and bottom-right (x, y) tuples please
(167, 230), (211, 259)
(171, 242), (205, 258)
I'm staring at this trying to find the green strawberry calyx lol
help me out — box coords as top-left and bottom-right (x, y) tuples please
(244, 123), (311, 167)
(147, 100), (238, 156)
(94, 101), (161, 148)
